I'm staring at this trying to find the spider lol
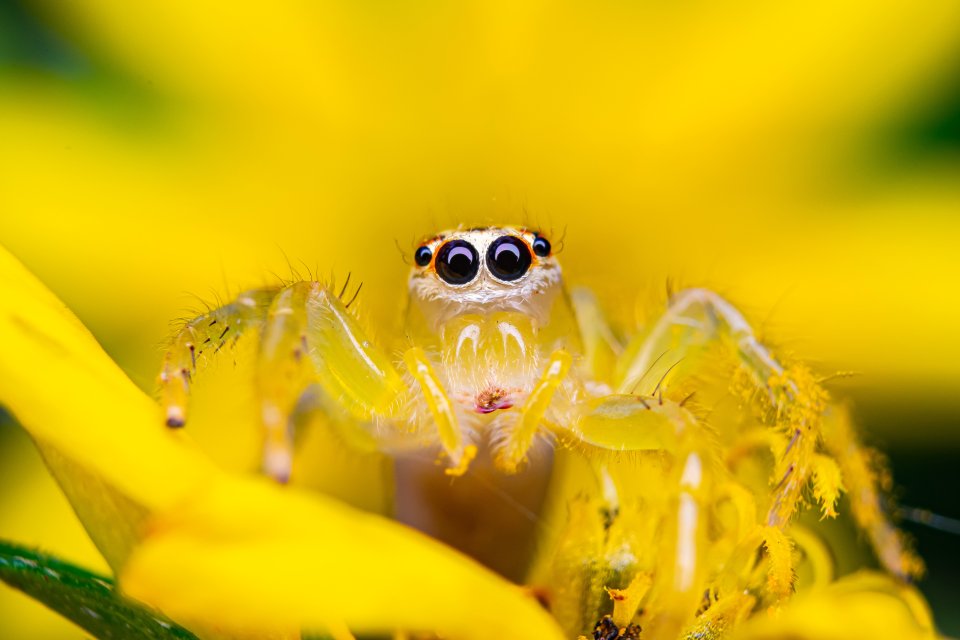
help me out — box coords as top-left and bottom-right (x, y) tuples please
(157, 225), (920, 638)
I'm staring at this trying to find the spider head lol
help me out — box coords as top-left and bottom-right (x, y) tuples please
(407, 226), (563, 329)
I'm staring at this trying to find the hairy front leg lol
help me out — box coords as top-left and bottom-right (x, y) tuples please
(403, 347), (473, 474)
(821, 406), (923, 579)
(569, 287), (621, 385)
(615, 288), (824, 527)
(616, 287), (781, 397)
(160, 288), (277, 427)
(161, 279), (407, 483)
(258, 281), (407, 482)
(612, 287), (918, 579)
(496, 350), (572, 473)
(257, 283), (314, 481)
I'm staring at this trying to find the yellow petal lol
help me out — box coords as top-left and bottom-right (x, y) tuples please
(730, 572), (935, 640)
(0, 243), (217, 569)
(121, 476), (564, 640)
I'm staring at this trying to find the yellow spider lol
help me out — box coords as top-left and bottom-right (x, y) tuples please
(158, 225), (920, 639)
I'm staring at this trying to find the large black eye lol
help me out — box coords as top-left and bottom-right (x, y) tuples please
(435, 240), (480, 285)
(414, 245), (433, 267)
(486, 236), (532, 282)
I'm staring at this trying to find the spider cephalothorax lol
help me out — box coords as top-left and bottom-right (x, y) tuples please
(403, 227), (579, 473)
(407, 226), (563, 326)
(158, 224), (921, 638)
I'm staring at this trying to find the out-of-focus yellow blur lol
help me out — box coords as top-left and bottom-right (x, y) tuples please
(2, 1), (959, 637)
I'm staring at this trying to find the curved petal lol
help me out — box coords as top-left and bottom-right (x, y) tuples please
(0, 243), (217, 569)
(121, 476), (563, 639)
(729, 572), (935, 640)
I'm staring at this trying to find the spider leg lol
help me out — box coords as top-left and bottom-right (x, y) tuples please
(565, 395), (714, 639)
(566, 395), (797, 636)
(569, 287), (621, 384)
(257, 283), (314, 481)
(258, 281), (406, 482)
(615, 288), (824, 528)
(159, 288), (276, 428)
(403, 347), (473, 474)
(616, 288), (781, 398)
(820, 406), (923, 579)
(610, 288), (919, 579)
(495, 350), (572, 473)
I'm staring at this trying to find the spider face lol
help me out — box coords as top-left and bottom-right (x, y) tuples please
(407, 227), (563, 330)
(404, 227), (571, 434)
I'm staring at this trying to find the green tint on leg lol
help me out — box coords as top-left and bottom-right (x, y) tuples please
(615, 288), (782, 397)
(306, 288), (406, 421)
(569, 287), (621, 386)
(497, 350), (572, 473)
(257, 283), (316, 482)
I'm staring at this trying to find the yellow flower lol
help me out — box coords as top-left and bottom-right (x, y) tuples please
(1, 2), (958, 638)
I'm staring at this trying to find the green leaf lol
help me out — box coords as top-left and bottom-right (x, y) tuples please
(0, 539), (197, 640)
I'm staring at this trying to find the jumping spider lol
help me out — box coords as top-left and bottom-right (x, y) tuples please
(158, 225), (918, 637)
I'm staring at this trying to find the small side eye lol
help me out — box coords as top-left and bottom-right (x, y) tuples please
(532, 235), (551, 257)
(436, 240), (480, 285)
(414, 246), (433, 267)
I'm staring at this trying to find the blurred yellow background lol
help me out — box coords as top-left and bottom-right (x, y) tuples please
(1, 0), (959, 637)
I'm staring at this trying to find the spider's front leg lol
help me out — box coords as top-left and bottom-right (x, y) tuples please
(162, 281), (410, 482)
(403, 347), (473, 474)
(495, 350), (573, 473)
(615, 287), (817, 527)
(617, 288), (782, 399)
(255, 281), (407, 481)
(612, 287), (918, 578)
(160, 288), (277, 427)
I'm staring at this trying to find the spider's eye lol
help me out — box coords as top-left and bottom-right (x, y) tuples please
(435, 240), (480, 285)
(486, 236), (532, 282)
(414, 246), (433, 267)
(532, 235), (551, 257)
